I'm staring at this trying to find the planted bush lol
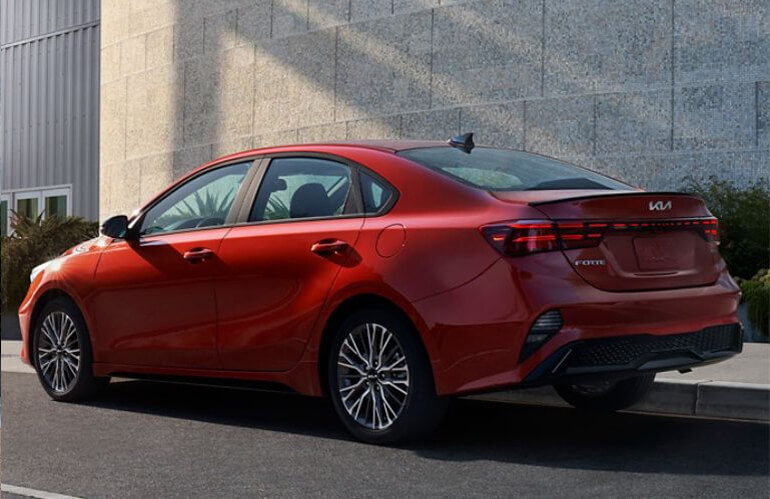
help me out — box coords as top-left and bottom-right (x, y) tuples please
(740, 269), (769, 338)
(684, 177), (770, 280)
(1, 213), (98, 311)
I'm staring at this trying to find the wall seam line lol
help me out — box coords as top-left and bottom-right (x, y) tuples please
(756, 81), (760, 148)
(592, 93), (597, 156)
(333, 27), (339, 122)
(428, 8), (434, 109)
(540, 0), (545, 97)
(670, 0), (675, 152)
(522, 100), (528, 150)
(269, 0), (274, 38)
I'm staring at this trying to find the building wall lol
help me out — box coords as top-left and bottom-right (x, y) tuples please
(100, 0), (768, 219)
(0, 0), (101, 222)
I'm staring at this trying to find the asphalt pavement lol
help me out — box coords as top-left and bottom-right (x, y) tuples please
(2, 371), (769, 499)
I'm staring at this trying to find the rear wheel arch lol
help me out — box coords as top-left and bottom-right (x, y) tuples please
(317, 294), (437, 398)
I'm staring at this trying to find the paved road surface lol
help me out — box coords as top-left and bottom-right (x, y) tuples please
(2, 372), (768, 499)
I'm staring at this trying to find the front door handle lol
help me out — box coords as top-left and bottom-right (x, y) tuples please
(311, 239), (349, 255)
(183, 248), (215, 263)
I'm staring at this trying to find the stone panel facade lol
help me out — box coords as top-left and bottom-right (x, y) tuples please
(100, 0), (769, 217)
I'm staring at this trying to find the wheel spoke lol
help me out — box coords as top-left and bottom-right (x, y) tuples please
(40, 356), (56, 374)
(41, 318), (57, 347)
(338, 359), (366, 375)
(382, 380), (408, 396)
(365, 324), (375, 368)
(342, 338), (369, 368)
(382, 355), (406, 372)
(378, 331), (392, 368)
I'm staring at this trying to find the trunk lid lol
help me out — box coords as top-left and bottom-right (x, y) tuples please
(527, 192), (723, 291)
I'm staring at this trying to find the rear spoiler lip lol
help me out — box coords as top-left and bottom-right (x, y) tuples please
(528, 191), (701, 207)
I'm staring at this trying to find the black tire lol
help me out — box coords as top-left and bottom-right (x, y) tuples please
(554, 373), (656, 412)
(327, 306), (448, 445)
(32, 297), (109, 401)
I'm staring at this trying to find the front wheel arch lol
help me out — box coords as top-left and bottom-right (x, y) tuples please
(29, 289), (78, 369)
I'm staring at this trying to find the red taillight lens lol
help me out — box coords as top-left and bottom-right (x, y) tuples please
(481, 221), (558, 257)
(555, 221), (606, 250)
(702, 218), (720, 243)
(481, 216), (720, 256)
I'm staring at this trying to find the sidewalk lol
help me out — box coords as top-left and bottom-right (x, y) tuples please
(3, 340), (768, 422)
(474, 343), (770, 422)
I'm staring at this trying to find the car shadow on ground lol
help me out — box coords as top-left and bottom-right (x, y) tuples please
(83, 378), (768, 477)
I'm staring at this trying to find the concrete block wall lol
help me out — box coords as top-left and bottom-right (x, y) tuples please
(100, 0), (769, 218)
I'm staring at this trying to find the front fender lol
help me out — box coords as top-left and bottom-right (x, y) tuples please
(19, 241), (106, 363)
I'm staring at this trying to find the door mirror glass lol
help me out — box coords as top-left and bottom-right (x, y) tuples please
(101, 215), (130, 239)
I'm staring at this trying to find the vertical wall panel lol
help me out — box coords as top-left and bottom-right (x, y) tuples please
(0, 0), (100, 220)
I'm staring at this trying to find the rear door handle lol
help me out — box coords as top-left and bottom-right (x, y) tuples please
(311, 239), (349, 255)
(183, 248), (215, 263)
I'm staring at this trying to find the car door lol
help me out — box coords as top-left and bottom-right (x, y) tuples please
(215, 156), (365, 371)
(89, 160), (255, 369)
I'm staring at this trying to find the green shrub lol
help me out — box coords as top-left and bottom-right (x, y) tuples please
(684, 176), (770, 279)
(1, 213), (98, 311)
(740, 269), (769, 338)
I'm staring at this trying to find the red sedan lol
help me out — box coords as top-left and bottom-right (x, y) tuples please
(19, 134), (742, 444)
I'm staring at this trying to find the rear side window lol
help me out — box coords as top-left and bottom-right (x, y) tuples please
(398, 147), (630, 191)
(250, 157), (353, 222)
(360, 171), (394, 214)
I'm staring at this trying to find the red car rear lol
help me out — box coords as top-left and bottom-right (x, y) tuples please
(19, 134), (742, 444)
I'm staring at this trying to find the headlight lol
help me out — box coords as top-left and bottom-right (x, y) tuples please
(30, 261), (51, 283)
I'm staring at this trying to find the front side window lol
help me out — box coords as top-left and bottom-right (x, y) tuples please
(398, 147), (630, 191)
(140, 162), (251, 235)
(250, 158), (353, 222)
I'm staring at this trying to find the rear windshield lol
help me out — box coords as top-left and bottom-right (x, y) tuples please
(398, 147), (630, 191)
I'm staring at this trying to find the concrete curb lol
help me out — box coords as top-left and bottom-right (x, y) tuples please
(3, 340), (768, 422)
(2, 340), (34, 374)
(470, 378), (770, 422)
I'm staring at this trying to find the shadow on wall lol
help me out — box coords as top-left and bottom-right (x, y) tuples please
(103, 0), (766, 217)
(166, 0), (546, 155)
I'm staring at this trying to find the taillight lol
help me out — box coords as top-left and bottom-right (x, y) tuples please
(702, 218), (720, 243)
(481, 221), (559, 256)
(481, 217), (719, 256)
(481, 219), (602, 257)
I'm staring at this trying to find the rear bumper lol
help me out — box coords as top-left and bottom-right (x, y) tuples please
(413, 254), (742, 395)
(522, 323), (743, 387)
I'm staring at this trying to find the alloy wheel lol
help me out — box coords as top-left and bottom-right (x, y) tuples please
(36, 311), (81, 393)
(336, 322), (410, 430)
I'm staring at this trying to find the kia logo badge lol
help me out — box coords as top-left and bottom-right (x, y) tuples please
(649, 200), (672, 211)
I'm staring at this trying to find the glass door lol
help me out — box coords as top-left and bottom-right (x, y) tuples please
(0, 194), (9, 237)
(15, 192), (41, 221)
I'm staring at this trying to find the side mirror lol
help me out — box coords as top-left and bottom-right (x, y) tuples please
(101, 215), (130, 239)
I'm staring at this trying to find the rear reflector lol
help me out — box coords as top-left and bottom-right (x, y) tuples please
(520, 310), (563, 362)
(481, 217), (719, 257)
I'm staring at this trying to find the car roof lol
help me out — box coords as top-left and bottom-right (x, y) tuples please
(318, 140), (447, 152)
(213, 140), (447, 162)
